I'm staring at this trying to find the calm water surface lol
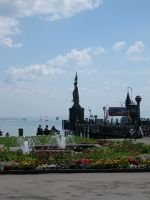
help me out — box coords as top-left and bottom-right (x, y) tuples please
(0, 117), (62, 136)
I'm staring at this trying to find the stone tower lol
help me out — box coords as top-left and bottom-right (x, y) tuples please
(69, 73), (84, 134)
(125, 92), (142, 125)
(135, 95), (142, 125)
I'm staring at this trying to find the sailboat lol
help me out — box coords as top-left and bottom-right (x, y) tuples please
(45, 116), (49, 121)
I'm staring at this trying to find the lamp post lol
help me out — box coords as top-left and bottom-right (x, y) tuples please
(85, 118), (89, 138)
(103, 106), (106, 125)
(89, 109), (92, 118)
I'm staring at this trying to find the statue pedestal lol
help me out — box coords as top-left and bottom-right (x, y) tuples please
(69, 105), (84, 134)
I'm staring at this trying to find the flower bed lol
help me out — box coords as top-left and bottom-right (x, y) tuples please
(0, 140), (150, 173)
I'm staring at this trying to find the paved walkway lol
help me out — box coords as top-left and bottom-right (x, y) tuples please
(0, 137), (150, 200)
(110, 137), (150, 145)
(134, 137), (150, 145)
(0, 173), (150, 200)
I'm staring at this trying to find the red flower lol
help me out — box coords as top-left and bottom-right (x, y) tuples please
(127, 157), (139, 165)
(74, 159), (93, 165)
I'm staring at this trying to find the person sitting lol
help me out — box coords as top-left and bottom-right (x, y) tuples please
(51, 126), (60, 134)
(5, 132), (9, 137)
(0, 129), (3, 136)
(37, 125), (43, 136)
(44, 125), (50, 135)
(125, 128), (136, 139)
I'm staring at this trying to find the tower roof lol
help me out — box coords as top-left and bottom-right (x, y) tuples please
(125, 92), (131, 107)
(135, 95), (142, 104)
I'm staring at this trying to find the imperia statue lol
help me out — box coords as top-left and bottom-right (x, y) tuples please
(72, 73), (79, 106)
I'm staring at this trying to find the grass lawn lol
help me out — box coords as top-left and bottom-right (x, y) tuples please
(0, 135), (97, 147)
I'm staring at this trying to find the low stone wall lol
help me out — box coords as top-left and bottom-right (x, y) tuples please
(0, 168), (150, 175)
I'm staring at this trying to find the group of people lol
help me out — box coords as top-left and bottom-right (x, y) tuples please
(37, 125), (60, 136)
(0, 129), (9, 137)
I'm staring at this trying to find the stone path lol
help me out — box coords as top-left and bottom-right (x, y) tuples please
(110, 137), (150, 145)
(134, 137), (150, 145)
(0, 173), (150, 200)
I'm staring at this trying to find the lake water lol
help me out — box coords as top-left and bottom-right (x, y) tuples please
(0, 117), (62, 136)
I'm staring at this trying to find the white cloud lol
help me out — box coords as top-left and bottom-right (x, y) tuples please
(79, 68), (97, 76)
(48, 47), (104, 67)
(6, 47), (104, 82)
(126, 41), (145, 62)
(0, 0), (102, 19)
(0, 16), (20, 35)
(0, 37), (22, 48)
(6, 65), (64, 82)
(113, 41), (126, 51)
(0, 16), (22, 47)
(0, 0), (103, 47)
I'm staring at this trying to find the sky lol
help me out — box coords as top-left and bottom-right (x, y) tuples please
(0, 0), (150, 119)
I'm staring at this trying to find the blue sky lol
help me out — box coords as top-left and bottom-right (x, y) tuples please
(0, 0), (150, 119)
